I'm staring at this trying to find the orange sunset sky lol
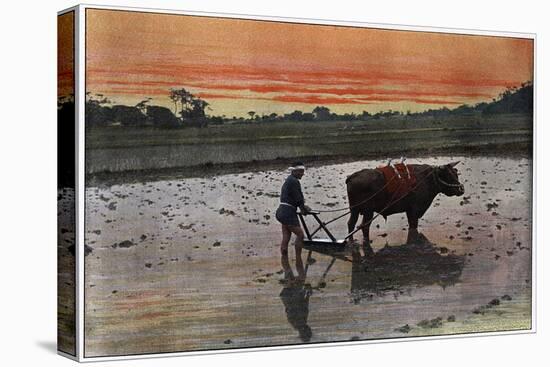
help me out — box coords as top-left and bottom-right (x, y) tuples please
(75, 9), (533, 117)
(58, 12), (74, 99)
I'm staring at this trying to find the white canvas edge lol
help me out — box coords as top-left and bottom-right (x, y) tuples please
(56, 7), (81, 360)
(58, 6), (78, 16)
(76, 5), (86, 361)
(531, 26), (538, 335)
(62, 3), (537, 362)
(76, 330), (537, 363)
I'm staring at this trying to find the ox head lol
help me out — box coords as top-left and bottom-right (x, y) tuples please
(435, 161), (464, 196)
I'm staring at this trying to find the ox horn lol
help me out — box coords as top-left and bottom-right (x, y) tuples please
(448, 161), (460, 167)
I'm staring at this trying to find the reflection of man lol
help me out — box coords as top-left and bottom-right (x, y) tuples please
(275, 162), (311, 256)
(279, 252), (312, 342)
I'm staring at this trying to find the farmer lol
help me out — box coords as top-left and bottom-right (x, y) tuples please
(275, 162), (311, 256)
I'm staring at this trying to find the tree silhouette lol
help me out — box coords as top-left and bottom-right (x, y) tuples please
(146, 105), (180, 128)
(135, 97), (152, 113)
(85, 93), (113, 127)
(482, 81), (533, 115)
(85, 81), (533, 128)
(169, 89), (179, 115)
(169, 87), (210, 126)
(312, 106), (331, 121)
(169, 88), (193, 119)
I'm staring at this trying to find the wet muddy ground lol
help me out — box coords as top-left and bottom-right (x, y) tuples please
(57, 187), (76, 355)
(63, 156), (532, 357)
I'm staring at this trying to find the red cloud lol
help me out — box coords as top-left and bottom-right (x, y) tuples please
(88, 62), (521, 107)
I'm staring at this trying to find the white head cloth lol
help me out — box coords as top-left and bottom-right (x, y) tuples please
(288, 165), (306, 172)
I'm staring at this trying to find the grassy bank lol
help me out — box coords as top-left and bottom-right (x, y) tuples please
(85, 113), (532, 184)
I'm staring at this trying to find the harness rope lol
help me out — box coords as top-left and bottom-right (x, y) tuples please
(350, 165), (464, 236)
(310, 165), (434, 216)
(437, 174), (463, 188)
(310, 174), (398, 213)
(302, 165), (462, 240)
(310, 165), (460, 214)
(301, 166), (435, 240)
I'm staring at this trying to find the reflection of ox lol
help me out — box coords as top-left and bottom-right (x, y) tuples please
(303, 232), (465, 304)
(346, 162), (464, 245)
(349, 233), (465, 303)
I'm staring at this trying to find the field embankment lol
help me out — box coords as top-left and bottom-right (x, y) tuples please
(85, 113), (532, 184)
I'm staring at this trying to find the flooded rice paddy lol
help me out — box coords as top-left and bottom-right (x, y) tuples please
(59, 156), (532, 357)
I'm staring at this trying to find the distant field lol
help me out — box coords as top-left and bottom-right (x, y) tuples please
(85, 113), (533, 180)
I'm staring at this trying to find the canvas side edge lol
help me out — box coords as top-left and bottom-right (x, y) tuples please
(57, 9), (77, 358)
(530, 32), (538, 334)
(75, 4), (86, 362)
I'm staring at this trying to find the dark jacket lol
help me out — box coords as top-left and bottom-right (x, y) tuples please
(280, 175), (305, 208)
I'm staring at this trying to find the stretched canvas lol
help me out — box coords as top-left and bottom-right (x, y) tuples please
(57, 4), (536, 362)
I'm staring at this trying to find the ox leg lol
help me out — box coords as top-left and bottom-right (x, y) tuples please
(361, 210), (375, 256)
(347, 209), (360, 242)
(406, 210), (420, 244)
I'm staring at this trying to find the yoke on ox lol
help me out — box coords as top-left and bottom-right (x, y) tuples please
(298, 160), (464, 247)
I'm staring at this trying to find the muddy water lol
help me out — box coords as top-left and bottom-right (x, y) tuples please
(82, 156), (532, 357)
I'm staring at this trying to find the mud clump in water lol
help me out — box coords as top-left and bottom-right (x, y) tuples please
(472, 298), (503, 315)
(395, 324), (411, 333)
(112, 240), (137, 249)
(218, 208), (236, 216)
(417, 317), (443, 329)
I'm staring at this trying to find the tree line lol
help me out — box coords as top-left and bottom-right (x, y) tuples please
(58, 82), (533, 129)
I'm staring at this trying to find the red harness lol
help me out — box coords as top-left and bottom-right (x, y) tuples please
(376, 163), (417, 197)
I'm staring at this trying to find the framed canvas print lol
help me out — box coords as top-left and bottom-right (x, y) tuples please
(57, 4), (536, 362)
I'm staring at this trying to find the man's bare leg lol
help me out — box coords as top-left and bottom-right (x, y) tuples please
(289, 225), (305, 258)
(280, 225), (292, 255)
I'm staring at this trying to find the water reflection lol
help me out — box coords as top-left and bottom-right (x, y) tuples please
(350, 232), (465, 303)
(279, 253), (313, 342)
(303, 231), (465, 304)
(279, 231), (465, 338)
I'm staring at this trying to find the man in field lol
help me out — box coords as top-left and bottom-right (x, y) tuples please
(275, 162), (311, 256)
